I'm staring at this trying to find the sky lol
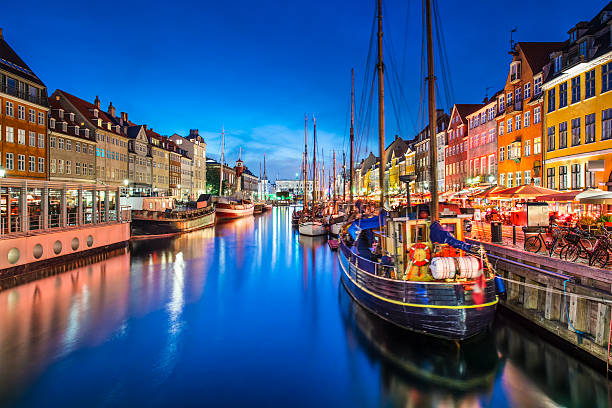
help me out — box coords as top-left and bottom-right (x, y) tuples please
(2, 0), (608, 179)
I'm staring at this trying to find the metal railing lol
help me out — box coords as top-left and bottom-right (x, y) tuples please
(0, 84), (48, 106)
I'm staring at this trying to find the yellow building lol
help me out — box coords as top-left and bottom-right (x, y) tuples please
(543, 8), (612, 190)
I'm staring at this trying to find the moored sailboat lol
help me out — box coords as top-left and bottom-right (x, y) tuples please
(338, 0), (498, 341)
(299, 115), (327, 236)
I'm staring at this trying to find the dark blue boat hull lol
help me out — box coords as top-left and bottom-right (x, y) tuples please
(338, 242), (497, 341)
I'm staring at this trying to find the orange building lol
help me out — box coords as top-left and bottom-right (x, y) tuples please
(496, 42), (564, 188)
(0, 29), (49, 179)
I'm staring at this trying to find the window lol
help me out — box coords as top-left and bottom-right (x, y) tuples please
(571, 164), (581, 189)
(66, 140), (72, 151)
(547, 126), (555, 151)
(17, 155), (25, 171)
(58, 138), (64, 150)
(489, 128), (495, 143)
(524, 139), (531, 156)
(18, 129), (25, 145)
(559, 166), (567, 189)
(75, 142), (81, 153)
(500, 173), (505, 187)
(604, 62), (612, 93)
(534, 107), (541, 124)
(547, 167), (555, 189)
(5, 101), (13, 116)
(579, 41), (587, 57)
(507, 172), (514, 188)
(524, 111), (531, 127)
(38, 157), (44, 173)
(499, 122), (504, 135)
(38, 112), (44, 125)
(559, 82), (567, 108)
(516, 171), (522, 186)
(534, 137), (541, 154)
(559, 122), (567, 149)
(83, 163), (88, 175)
(571, 118), (581, 145)
(516, 114), (521, 130)
(28, 131), (36, 147)
(28, 109), (35, 122)
(499, 146), (505, 161)
(38, 133), (44, 148)
(58, 159), (64, 173)
(17, 105), (25, 120)
(547, 89), (556, 112)
(585, 164), (596, 188)
(50, 136), (56, 148)
(524, 82), (531, 100)
(28, 156), (35, 172)
(586, 70), (595, 98)
(499, 95), (505, 111)
(534, 76), (542, 95)
(510, 61), (521, 81)
(585, 113), (596, 143)
(525, 170), (532, 185)
(6, 127), (14, 143)
(6, 153), (13, 170)
(66, 160), (71, 174)
(507, 92), (513, 105)
(603, 108), (612, 140)
(507, 118), (513, 133)
(50, 159), (56, 173)
(571, 76), (581, 103)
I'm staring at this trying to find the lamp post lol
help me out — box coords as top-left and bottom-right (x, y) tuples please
(399, 174), (417, 217)
(123, 179), (129, 197)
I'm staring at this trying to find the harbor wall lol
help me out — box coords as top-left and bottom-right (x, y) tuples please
(468, 238), (612, 366)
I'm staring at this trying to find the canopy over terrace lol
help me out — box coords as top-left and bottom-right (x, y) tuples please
(493, 185), (556, 200)
(579, 191), (612, 205)
(535, 190), (582, 202)
(472, 185), (506, 199)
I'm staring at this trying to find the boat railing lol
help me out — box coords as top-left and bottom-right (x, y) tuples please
(132, 205), (213, 221)
(339, 240), (395, 277)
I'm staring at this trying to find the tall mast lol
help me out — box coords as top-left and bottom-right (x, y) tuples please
(333, 151), (336, 204)
(304, 114), (308, 211)
(312, 115), (317, 218)
(259, 161), (262, 200)
(350, 68), (355, 205)
(219, 126), (225, 196)
(342, 151), (346, 201)
(376, 0), (386, 209)
(426, 0), (438, 221)
(263, 152), (266, 199)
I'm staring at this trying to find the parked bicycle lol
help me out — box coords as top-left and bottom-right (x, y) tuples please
(524, 226), (567, 256)
(561, 226), (609, 268)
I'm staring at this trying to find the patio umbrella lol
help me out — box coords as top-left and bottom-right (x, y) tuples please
(535, 190), (582, 202)
(473, 185), (505, 199)
(495, 185), (556, 199)
(579, 191), (612, 205)
(575, 189), (604, 200)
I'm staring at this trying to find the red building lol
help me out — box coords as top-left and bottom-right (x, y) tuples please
(445, 104), (481, 191)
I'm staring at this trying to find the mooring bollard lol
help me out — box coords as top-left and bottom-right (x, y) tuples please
(513, 225), (517, 246)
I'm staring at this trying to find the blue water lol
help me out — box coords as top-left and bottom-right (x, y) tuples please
(0, 207), (610, 407)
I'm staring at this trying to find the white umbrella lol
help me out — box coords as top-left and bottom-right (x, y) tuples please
(579, 191), (612, 205)
(575, 189), (604, 200)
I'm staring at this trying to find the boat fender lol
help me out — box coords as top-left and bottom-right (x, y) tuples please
(494, 276), (507, 299)
(456, 257), (482, 279)
(430, 257), (456, 280)
(408, 243), (431, 267)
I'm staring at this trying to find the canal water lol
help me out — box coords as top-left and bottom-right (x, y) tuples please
(1, 207), (610, 407)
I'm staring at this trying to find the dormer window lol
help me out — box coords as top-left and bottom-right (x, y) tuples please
(67, 112), (75, 122)
(499, 95), (505, 111)
(49, 118), (56, 129)
(569, 30), (576, 43)
(510, 61), (521, 82)
(554, 55), (562, 73)
(61, 122), (67, 132)
(74, 125), (79, 135)
(57, 109), (64, 119)
(84, 129), (90, 138)
(579, 41), (587, 58)
(96, 118), (102, 127)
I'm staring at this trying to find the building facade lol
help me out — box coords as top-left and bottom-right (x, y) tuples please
(543, 6), (612, 191)
(48, 97), (96, 183)
(126, 124), (152, 193)
(0, 30), (48, 180)
(185, 129), (207, 197)
(466, 94), (500, 186)
(446, 104), (480, 191)
(496, 42), (564, 189)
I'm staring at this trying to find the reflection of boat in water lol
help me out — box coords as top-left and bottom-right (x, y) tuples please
(299, 234), (327, 249)
(339, 286), (500, 392)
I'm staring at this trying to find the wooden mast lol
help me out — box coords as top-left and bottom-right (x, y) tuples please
(312, 115), (317, 219)
(426, 0), (438, 221)
(333, 151), (336, 204)
(342, 151), (346, 202)
(303, 114), (308, 211)
(376, 0), (385, 209)
(219, 126), (225, 196)
(350, 68), (355, 205)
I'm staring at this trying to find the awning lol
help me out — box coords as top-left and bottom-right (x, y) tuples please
(473, 185), (505, 199)
(494, 185), (557, 199)
(579, 191), (612, 204)
(535, 190), (581, 202)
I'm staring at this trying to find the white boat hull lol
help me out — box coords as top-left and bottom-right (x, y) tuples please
(299, 221), (327, 236)
(216, 204), (254, 219)
(330, 222), (343, 237)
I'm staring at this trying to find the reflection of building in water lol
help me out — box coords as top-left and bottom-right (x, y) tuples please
(0, 253), (130, 402)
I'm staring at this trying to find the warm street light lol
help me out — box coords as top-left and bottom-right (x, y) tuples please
(0, 168), (6, 178)
(123, 179), (129, 186)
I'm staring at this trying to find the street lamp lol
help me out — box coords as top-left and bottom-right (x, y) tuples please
(399, 174), (417, 217)
(0, 168), (6, 178)
(123, 179), (129, 186)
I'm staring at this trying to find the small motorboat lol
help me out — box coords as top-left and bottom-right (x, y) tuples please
(328, 239), (339, 251)
(298, 220), (327, 236)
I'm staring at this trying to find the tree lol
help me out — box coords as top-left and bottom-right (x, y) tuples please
(206, 168), (231, 195)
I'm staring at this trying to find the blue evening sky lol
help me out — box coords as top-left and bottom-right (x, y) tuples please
(1, 0), (607, 178)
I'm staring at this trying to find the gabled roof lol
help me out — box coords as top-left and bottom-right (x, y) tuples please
(55, 90), (126, 137)
(48, 96), (93, 141)
(454, 104), (482, 120)
(0, 34), (45, 86)
(384, 136), (410, 164)
(518, 42), (566, 75)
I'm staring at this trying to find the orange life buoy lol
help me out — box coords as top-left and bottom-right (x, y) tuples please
(408, 243), (431, 267)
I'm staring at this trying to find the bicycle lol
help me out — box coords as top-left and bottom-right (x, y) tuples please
(524, 226), (567, 256)
(561, 227), (609, 268)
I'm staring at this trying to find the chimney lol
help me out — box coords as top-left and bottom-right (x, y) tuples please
(94, 95), (100, 109)
(120, 112), (128, 122)
(108, 102), (115, 117)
